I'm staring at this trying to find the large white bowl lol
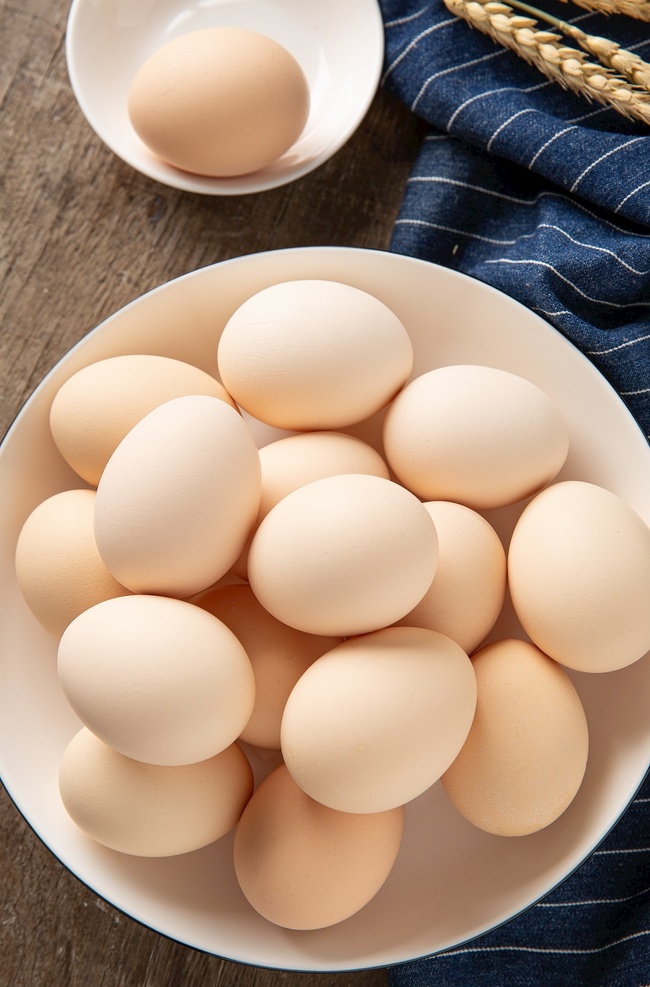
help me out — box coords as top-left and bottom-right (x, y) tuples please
(65, 0), (384, 195)
(1, 247), (650, 971)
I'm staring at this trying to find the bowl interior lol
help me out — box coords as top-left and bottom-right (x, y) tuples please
(2, 246), (650, 971)
(65, 0), (384, 195)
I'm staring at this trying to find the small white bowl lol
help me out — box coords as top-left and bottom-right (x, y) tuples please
(2, 247), (650, 970)
(65, 0), (384, 195)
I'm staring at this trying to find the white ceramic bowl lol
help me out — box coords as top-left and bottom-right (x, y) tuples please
(2, 247), (650, 971)
(65, 0), (384, 195)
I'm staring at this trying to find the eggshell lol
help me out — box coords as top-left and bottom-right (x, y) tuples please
(14, 489), (131, 638)
(441, 638), (589, 836)
(57, 595), (255, 766)
(508, 480), (650, 672)
(248, 473), (438, 637)
(394, 501), (507, 654)
(49, 354), (236, 486)
(281, 626), (477, 814)
(231, 431), (390, 579)
(127, 28), (310, 177)
(94, 395), (261, 597)
(217, 280), (413, 430)
(59, 728), (253, 856)
(197, 583), (341, 750)
(382, 365), (570, 509)
(233, 764), (404, 929)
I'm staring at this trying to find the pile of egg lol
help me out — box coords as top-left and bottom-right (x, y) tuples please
(14, 278), (650, 931)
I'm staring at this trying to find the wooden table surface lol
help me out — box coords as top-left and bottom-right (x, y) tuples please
(0, 2), (422, 984)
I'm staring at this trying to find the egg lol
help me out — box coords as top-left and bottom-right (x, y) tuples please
(217, 279), (413, 430)
(394, 501), (507, 654)
(14, 489), (131, 638)
(441, 638), (589, 836)
(94, 394), (261, 597)
(127, 28), (310, 177)
(508, 480), (650, 672)
(382, 365), (570, 509)
(247, 473), (438, 637)
(59, 728), (253, 856)
(197, 583), (341, 750)
(231, 431), (390, 579)
(49, 354), (236, 486)
(233, 764), (404, 929)
(281, 626), (477, 814)
(57, 595), (255, 766)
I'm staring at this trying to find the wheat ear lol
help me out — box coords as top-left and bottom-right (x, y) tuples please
(443, 0), (650, 125)
(555, 0), (650, 23)
(505, 0), (650, 88)
(568, 28), (650, 88)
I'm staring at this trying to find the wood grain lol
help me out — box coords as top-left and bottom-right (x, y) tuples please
(0, 1), (421, 983)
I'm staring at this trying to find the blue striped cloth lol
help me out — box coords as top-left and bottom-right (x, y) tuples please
(379, 0), (650, 982)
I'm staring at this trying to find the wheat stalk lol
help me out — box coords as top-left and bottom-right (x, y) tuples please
(555, 0), (650, 23)
(444, 0), (650, 125)
(505, 0), (650, 87)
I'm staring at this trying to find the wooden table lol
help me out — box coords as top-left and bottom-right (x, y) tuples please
(1, 2), (421, 984)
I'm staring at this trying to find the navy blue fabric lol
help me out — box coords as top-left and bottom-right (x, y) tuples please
(379, 1), (650, 982)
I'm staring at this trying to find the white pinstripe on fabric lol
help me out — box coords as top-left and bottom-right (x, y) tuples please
(397, 219), (649, 275)
(381, 18), (456, 85)
(486, 108), (538, 152)
(404, 176), (650, 238)
(616, 180), (650, 214)
(430, 928), (650, 958)
(383, 3), (430, 28)
(394, 217), (520, 245)
(538, 887), (650, 907)
(447, 81), (552, 131)
(528, 127), (578, 168)
(585, 333), (650, 355)
(411, 48), (506, 112)
(570, 137), (648, 193)
(482, 258), (650, 309)
(519, 225), (650, 275)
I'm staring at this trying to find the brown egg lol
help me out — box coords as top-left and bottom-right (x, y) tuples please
(49, 354), (236, 486)
(59, 728), (253, 856)
(233, 764), (404, 929)
(57, 594), (256, 766)
(247, 473), (438, 637)
(231, 431), (390, 579)
(382, 365), (569, 509)
(394, 500), (506, 654)
(280, 626), (476, 814)
(14, 488), (131, 638)
(197, 583), (340, 750)
(508, 480), (650, 672)
(217, 279), (413, 431)
(441, 638), (589, 836)
(94, 395), (261, 597)
(127, 28), (310, 177)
